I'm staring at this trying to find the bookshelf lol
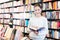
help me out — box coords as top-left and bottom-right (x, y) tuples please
(0, 0), (60, 40)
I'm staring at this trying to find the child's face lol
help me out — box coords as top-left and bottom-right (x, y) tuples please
(34, 6), (42, 15)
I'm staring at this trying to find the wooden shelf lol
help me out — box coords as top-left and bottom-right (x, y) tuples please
(42, 10), (60, 12)
(43, 0), (60, 3)
(46, 37), (60, 40)
(0, 1), (13, 4)
(48, 19), (60, 21)
(0, 18), (10, 19)
(48, 28), (60, 31)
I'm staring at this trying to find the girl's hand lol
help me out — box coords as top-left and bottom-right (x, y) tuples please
(34, 30), (39, 35)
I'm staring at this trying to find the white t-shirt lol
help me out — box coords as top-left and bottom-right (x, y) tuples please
(28, 16), (48, 40)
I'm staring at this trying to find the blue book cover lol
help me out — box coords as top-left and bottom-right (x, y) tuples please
(46, 12), (51, 19)
(51, 30), (54, 38)
(29, 27), (45, 32)
(25, 20), (29, 27)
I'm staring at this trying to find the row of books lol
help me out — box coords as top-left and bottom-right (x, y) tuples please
(42, 11), (60, 19)
(1, 19), (60, 29)
(0, 0), (23, 8)
(1, 19), (60, 28)
(0, 25), (29, 40)
(0, 0), (42, 8)
(0, 5), (34, 13)
(0, 0), (60, 10)
(0, 19), (29, 27)
(47, 30), (60, 39)
(1, 11), (60, 19)
(43, 0), (52, 2)
(1, 1), (60, 13)
(13, 19), (29, 26)
(43, 1), (60, 10)
(48, 21), (60, 29)
(0, 13), (32, 18)
(47, 21), (60, 39)
(0, 11), (60, 19)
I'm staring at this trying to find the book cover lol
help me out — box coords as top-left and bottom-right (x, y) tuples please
(20, 19), (25, 27)
(25, 20), (29, 27)
(17, 20), (20, 25)
(48, 21), (51, 28)
(10, 8), (14, 12)
(4, 14), (10, 18)
(53, 1), (57, 10)
(1, 4), (4, 8)
(51, 11), (56, 19)
(14, 8), (17, 12)
(31, 0), (35, 3)
(0, 5), (1, 8)
(35, 0), (38, 3)
(51, 30), (54, 38)
(4, 19), (10, 23)
(0, 9), (1, 13)
(55, 11), (59, 19)
(29, 27), (45, 32)
(43, 0), (47, 2)
(43, 3), (45, 10)
(25, 13), (31, 19)
(31, 5), (34, 11)
(38, 0), (42, 2)
(25, 0), (29, 4)
(1, 9), (5, 13)
(54, 31), (59, 39)
(7, 2), (12, 7)
(17, 1), (20, 6)
(4, 27), (14, 39)
(57, 1), (60, 9)
(59, 12), (60, 19)
(46, 12), (51, 19)
(31, 12), (35, 17)
(43, 0), (51, 2)
(18, 6), (24, 12)
(45, 3), (49, 10)
(5, 8), (10, 13)
(49, 2), (52, 9)
(20, 0), (23, 5)
(0, 14), (3, 18)
(57, 21), (60, 28)
(13, 20), (20, 25)
(13, 14), (20, 18)
(13, 1), (18, 6)
(51, 21), (57, 29)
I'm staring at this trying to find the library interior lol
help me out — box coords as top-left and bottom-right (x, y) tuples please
(0, 0), (60, 40)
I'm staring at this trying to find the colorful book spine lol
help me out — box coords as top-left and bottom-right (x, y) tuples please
(54, 31), (59, 39)
(43, 3), (45, 10)
(49, 2), (52, 9)
(35, 0), (38, 3)
(25, 0), (29, 4)
(53, 1), (57, 10)
(38, 0), (42, 2)
(25, 20), (29, 27)
(51, 30), (54, 38)
(57, 1), (60, 9)
(46, 12), (51, 19)
(31, 0), (35, 3)
(55, 11), (59, 19)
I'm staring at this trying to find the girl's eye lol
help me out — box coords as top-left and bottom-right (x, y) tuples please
(38, 9), (40, 11)
(35, 10), (37, 11)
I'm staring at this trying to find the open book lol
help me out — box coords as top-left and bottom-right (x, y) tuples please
(29, 27), (45, 32)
